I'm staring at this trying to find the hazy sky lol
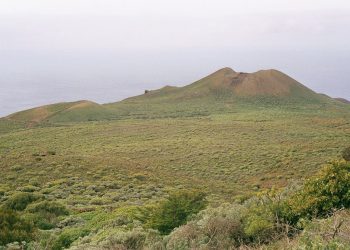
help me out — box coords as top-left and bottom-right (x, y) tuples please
(1, 0), (350, 116)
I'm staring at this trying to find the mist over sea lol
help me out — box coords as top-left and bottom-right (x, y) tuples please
(1, 49), (349, 117)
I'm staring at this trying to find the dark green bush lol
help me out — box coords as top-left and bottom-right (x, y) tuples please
(4, 192), (39, 211)
(146, 190), (207, 234)
(0, 209), (36, 245)
(52, 228), (90, 250)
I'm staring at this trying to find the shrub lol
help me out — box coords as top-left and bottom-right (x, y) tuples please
(52, 228), (90, 250)
(146, 190), (207, 234)
(24, 213), (56, 230)
(23, 201), (69, 230)
(342, 147), (350, 161)
(104, 228), (147, 250)
(296, 210), (350, 249)
(163, 201), (281, 248)
(244, 213), (275, 243)
(47, 150), (56, 155)
(0, 209), (36, 245)
(3, 192), (39, 211)
(197, 203), (246, 247)
(165, 222), (199, 249)
(19, 185), (40, 192)
(26, 201), (69, 216)
(287, 160), (350, 221)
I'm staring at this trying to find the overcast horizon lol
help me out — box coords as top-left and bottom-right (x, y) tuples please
(1, 0), (350, 116)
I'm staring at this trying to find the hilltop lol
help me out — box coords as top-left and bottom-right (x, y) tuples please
(119, 67), (328, 103)
(2, 67), (348, 125)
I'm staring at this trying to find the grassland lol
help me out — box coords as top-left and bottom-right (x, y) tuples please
(1, 107), (349, 207)
(1, 107), (350, 249)
(1, 68), (350, 248)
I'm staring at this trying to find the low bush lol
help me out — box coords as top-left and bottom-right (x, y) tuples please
(145, 190), (207, 234)
(0, 209), (36, 246)
(296, 210), (350, 249)
(103, 228), (147, 250)
(244, 212), (275, 243)
(24, 213), (56, 230)
(26, 201), (69, 216)
(342, 147), (350, 161)
(52, 228), (90, 250)
(22, 201), (69, 230)
(3, 192), (39, 211)
(286, 160), (350, 222)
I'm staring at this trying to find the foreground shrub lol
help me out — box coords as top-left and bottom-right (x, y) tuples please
(287, 160), (350, 221)
(146, 190), (207, 234)
(0, 209), (36, 245)
(297, 210), (350, 249)
(163, 200), (285, 249)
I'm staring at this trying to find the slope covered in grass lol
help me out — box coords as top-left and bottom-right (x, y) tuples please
(2, 100), (117, 129)
(105, 67), (348, 119)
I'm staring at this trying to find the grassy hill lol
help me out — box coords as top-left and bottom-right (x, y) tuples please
(104, 67), (347, 119)
(120, 67), (321, 101)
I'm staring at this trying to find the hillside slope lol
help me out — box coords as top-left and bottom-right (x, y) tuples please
(5, 100), (115, 124)
(335, 98), (350, 104)
(105, 67), (347, 118)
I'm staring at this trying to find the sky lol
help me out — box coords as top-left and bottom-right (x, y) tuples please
(0, 0), (350, 116)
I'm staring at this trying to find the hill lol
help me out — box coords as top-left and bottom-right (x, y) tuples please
(105, 67), (347, 119)
(335, 97), (350, 104)
(2, 67), (348, 125)
(4, 100), (115, 125)
(122, 67), (320, 101)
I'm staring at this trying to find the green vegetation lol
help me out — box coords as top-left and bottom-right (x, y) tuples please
(0, 68), (350, 248)
(155, 161), (350, 249)
(2, 68), (348, 125)
(3, 192), (39, 211)
(0, 209), (36, 245)
(342, 146), (350, 161)
(0, 108), (349, 248)
(286, 160), (350, 221)
(144, 190), (207, 234)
